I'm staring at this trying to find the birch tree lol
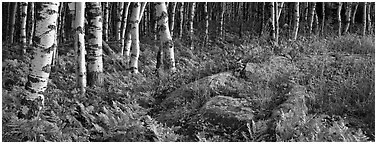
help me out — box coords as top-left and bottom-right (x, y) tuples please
(204, 2), (209, 44)
(292, 2), (299, 40)
(168, 2), (177, 36)
(259, 2), (265, 37)
(10, 2), (17, 43)
(120, 2), (130, 56)
(269, 2), (276, 42)
(28, 2), (35, 45)
(366, 2), (371, 34)
(74, 2), (86, 95)
(321, 2), (325, 36)
(362, 2), (366, 36)
(343, 2), (352, 34)
(20, 2), (59, 120)
(308, 3), (316, 34)
(86, 2), (103, 87)
(351, 3), (359, 27)
(337, 2), (342, 36)
(115, 2), (124, 41)
(155, 2), (176, 72)
(21, 2), (28, 54)
(188, 2), (196, 50)
(129, 2), (141, 73)
(219, 2), (225, 38)
(178, 2), (184, 39)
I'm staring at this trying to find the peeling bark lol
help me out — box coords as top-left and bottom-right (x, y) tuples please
(21, 2), (59, 120)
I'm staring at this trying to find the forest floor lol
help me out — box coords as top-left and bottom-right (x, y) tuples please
(2, 31), (375, 142)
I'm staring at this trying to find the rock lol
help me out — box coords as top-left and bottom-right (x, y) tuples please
(199, 95), (254, 128)
(157, 72), (250, 126)
(268, 85), (309, 141)
(242, 56), (298, 82)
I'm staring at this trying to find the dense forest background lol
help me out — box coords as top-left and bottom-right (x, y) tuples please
(2, 2), (375, 142)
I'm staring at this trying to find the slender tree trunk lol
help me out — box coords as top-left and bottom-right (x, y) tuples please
(275, 2), (280, 43)
(343, 2), (352, 34)
(309, 2), (316, 35)
(115, 2), (124, 41)
(120, 2), (130, 56)
(103, 2), (109, 41)
(3, 2), (9, 41)
(314, 11), (319, 35)
(276, 2), (284, 21)
(10, 2), (18, 43)
(204, 2), (209, 44)
(178, 2), (184, 39)
(74, 2), (86, 95)
(86, 2), (103, 87)
(27, 2), (35, 45)
(351, 3), (359, 27)
(259, 2), (265, 37)
(129, 2), (141, 74)
(366, 2), (371, 35)
(269, 2), (276, 42)
(362, 2), (367, 36)
(188, 2), (196, 50)
(219, 2), (225, 38)
(321, 2), (325, 36)
(337, 2), (342, 36)
(292, 2), (299, 40)
(21, 2), (28, 54)
(20, 2), (59, 120)
(155, 2), (176, 73)
(168, 2), (177, 36)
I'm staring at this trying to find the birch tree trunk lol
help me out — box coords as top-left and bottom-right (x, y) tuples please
(314, 12), (319, 35)
(321, 2), (325, 36)
(362, 2), (366, 36)
(28, 2), (35, 45)
(308, 2), (316, 34)
(178, 2), (184, 39)
(275, 2), (281, 43)
(129, 2), (141, 74)
(74, 2), (86, 95)
(155, 2), (176, 73)
(115, 2), (124, 41)
(86, 2), (103, 87)
(204, 2), (209, 44)
(351, 3), (359, 26)
(20, 2), (59, 120)
(219, 2), (225, 38)
(120, 2), (130, 56)
(168, 2), (177, 36)
(366, 2), (371, 35)
(337, 2), (342, 36)
(188, 2), (196, 50)
(21, 2), (28, 54)
(343, 2), (352, 34)
(103, 2), (109, 41)
(292, 2), (299, 40)
(269, 2), (276, 42)
(10, 2), (17, 43)
(259, 2), (265, 37)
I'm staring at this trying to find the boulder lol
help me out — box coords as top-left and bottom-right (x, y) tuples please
(269, 85), (309, 141)
(199, 95), (254, 127)
(156, 72), (250, 126)
(242, 56), (298, 82)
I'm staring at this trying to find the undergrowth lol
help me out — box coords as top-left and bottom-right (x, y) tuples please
(2, 28), (375, 141)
